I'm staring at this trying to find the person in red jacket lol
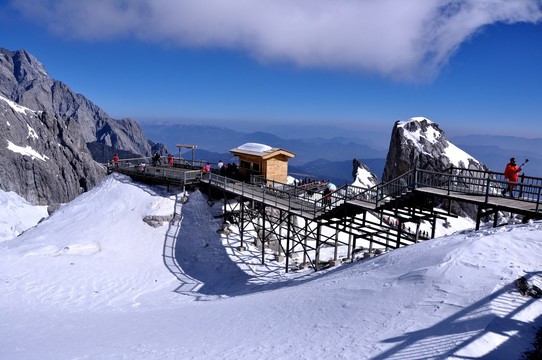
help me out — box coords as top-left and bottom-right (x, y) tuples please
(113, 153), (119, 168)
(502, 157), (522, 198)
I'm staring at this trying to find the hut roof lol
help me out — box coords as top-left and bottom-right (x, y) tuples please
(230, 142), (295, 160)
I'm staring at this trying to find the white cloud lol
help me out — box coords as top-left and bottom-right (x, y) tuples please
(12, 0), (542, 81)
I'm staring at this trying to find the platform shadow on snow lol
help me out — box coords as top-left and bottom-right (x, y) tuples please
(163, 190), (339, 299)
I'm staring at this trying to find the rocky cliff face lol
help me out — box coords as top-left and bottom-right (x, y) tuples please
(0, 48), (157, 157)
(382, 117), (486, 182)
(382, 117), (487, 218)
(0, 95), (104, 205)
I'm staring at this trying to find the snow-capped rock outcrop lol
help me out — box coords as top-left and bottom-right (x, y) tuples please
(352, 159), (379, 188)
(381, 117), (487, 218)
(382, 117), (486, 182)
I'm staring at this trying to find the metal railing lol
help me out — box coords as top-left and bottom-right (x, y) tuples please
(109, 158), (542, 215)
(342, 167), (542, 213)
(107, 159), (202, 185)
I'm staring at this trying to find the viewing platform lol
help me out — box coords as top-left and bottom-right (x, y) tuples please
(107, 156), (542, 224)
(106, 154), (542, 272)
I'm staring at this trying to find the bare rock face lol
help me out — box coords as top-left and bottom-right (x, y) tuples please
(0, 48), (156, 158)
(0, 48), (173, 205)
(0, 96), (105, 205)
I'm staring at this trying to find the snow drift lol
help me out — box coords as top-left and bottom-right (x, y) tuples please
(1, 173), (542, 359)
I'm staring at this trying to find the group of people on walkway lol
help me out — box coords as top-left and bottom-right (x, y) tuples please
(201, 160), (238, 178)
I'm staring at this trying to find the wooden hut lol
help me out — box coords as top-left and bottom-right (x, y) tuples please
(230, 143), (295, 183)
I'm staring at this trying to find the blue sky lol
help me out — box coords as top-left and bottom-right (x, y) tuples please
(2, 0), (542, 141)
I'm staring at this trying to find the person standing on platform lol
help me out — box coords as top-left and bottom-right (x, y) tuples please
(502, 157), (522, 198)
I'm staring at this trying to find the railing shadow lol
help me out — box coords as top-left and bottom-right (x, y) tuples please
(371, 272), (542, 360)
(162, 192), (205, 296)
(164, 191), (328, 300)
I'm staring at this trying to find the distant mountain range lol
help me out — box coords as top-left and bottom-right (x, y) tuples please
(3, 48), (541, 206)
(140, 122), (388, 185)
(140, 122), (542, 186)
(451, 135), (542, 177)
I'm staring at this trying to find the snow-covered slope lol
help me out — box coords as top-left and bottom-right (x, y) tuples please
(1, 174), (542, 359)
(0, 191), (48, 242)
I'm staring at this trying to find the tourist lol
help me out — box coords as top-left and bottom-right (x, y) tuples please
(502, 157), (522, 198)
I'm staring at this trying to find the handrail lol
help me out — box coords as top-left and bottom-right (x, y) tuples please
(110, 163), (542, 215)
(414, 168), (542, 210)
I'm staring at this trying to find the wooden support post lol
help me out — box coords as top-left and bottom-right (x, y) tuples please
(285, 213), (291, 273)
(261, 206), (266, 265)
(302, 221), (308, 268)
(431, 215), (436, 239)
(475, 206), (482, 231)
(351, 235), (357, 263)
(333, 229), (339, 263)
(239, 198), (246, 251)
(315, 223), (321, 272)
(346, 233), (352, 261)
(396, 219), (402, 248)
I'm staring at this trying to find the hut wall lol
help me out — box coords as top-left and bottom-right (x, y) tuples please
(265, 157), (289, 183)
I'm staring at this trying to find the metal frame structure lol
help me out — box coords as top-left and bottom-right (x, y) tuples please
(108, 160), (542, 272)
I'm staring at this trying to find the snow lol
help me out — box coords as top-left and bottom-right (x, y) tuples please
(0, 94), (35, 115)
(1, 173), (542, 359)
(6, 140), (49, 161)
(237, 142), (273, 152)
(399, 117), (480, 167)
(27, 124), (38, 140)
(0, 191), (48, 242)
(444, 139), (480, 168)
(398, 118), (429, 153)
(352, 166), (378, 188)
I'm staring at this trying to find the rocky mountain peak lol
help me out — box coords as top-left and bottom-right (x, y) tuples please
(12, 49), (49, 83)
(382, 117), (485, 182)
(0, 47), (165, 158)
(381, 117), (487, 218)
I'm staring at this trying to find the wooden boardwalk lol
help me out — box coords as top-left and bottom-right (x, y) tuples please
(107, 161), (542, 271)
(416, 187), (542, 213)
(108, 162), (542, 222)
(108, 162), (202, 186)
